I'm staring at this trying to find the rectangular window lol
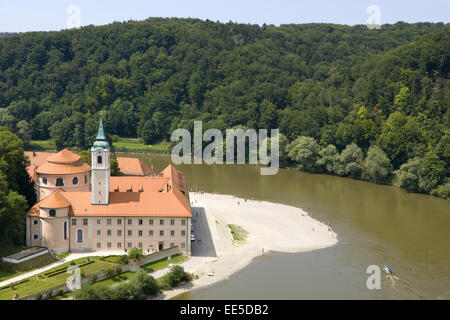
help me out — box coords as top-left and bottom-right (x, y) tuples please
(97, 219), (101, 225)
(138, 230), (143, 237)
(128, 219), (132, 225)
(160, 230), (164, 236)
(149, 230), (153, 236)
(181, 219), (186, 226)
(107, 242), (111, 248)
(181, 243), (185, 249)
(138, 242), (142, 248)
(117, 230), (122, 236)
(83, 219), (88, 226)
(149, 219), (153, 225)
(117, 242), (122, 248)
(170, 230), (175, 236)
(97, 242), (101, 248)
(127, 242), (132, 248)
(170, 243), (175, 248)
(117, 219), (122, 225)
(159, 219), (164, 225)
(107, 219), (111, 225)
(181, 230), (185, 236)
(138, 219), (143, 225)
(107, 230), (111, 236)
(72, 219), (76, 225)
(97, 230), (101, 236)
(128, 230), (132, 236)
(170, 219), (175, 225)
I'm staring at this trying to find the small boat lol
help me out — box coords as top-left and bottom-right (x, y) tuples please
(383, 266), (393, 275)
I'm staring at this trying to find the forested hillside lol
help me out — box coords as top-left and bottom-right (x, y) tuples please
(0, 127), (35, 245)
(0, 18), (448, 197)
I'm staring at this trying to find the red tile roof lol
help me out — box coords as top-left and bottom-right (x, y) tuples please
(27, 164), (192, 218)
(47, 149), (80, 164)
(35, 160), (91, 175)
(38, 190), (71, 208)
(24, 151), (54, 179)
(116, 157), (155, 176)
(26, 152), (156, 178)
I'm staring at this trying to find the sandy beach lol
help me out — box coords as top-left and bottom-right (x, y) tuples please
(156, 192), (338, 300)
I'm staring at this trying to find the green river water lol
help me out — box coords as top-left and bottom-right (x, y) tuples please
(122, 153), (450, 299)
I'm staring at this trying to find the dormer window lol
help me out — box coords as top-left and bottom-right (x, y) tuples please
(56, 178), (64, 186)
(42, 177), (47, 185)
(97, 155), (102, 164)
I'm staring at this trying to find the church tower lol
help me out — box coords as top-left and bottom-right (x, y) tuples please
(91, 119), (110, 205)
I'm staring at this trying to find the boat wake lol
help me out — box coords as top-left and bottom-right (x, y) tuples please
(384, 274), (423, 299)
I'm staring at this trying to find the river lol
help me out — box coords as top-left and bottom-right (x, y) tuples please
(121, 153), (450, 299)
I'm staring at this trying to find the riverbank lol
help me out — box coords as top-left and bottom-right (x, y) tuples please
(155, 192), (338, 300)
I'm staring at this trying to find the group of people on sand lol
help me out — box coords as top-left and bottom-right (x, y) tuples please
(312, 221), (333, 235)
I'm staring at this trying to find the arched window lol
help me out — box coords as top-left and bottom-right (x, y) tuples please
(97, 155), (102, 164)
(77, 229), (83, 243)
(72, 177), (78, 185)
(84, 175), (87, 184)
(64, 221), (68, 240)
(56, 178), (64, 186)
(42, 177), (47, 185)
(49, 209), (56, 217)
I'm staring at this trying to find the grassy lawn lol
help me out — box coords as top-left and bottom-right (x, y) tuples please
(28, 139), (56, 151)
(0, 256), (115, 300)
(0, 245), (57, 283)
(227, 224), (249, 244)
(0, 269), (27, 283)
(55, 252), (70, 260)
(27, 138), (169, 153)
(100, 255), (123, 264)
(52, 254), (189, 300)
(140, 254), (188, 273)
(0, 253), (56, 282)
(113, 137), (169, 153)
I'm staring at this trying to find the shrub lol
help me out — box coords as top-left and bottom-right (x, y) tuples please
(398, 153), (446, 193)
(227, 224), (248, 243)
(90, 272), (98, 284)
(119, 255), (128, 265)
(286, 136), (321, 172)
(80, 270), (86, 278)
(165, 265), (191, 288)
(338, 143), (364, 178)
(132, 270), (159, 296)
(105, 268), (115, 277)
(36, 292), (43, 300)
(113, 265), (122, 275)
(362, 145), (393, 183)
(431, 181), (450, 199)
(127, 248), (144, 261)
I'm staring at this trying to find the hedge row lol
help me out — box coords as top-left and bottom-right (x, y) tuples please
(44, 260), (95, 278)
(0, 278), (30, 291)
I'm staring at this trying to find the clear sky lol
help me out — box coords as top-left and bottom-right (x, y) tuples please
(0, 0), (449, 32)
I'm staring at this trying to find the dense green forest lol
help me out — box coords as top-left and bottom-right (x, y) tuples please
(0, 18), (448, 197)
(0, 128), (35, 245)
